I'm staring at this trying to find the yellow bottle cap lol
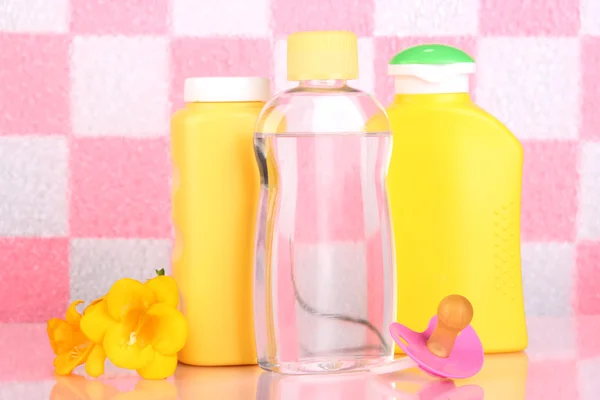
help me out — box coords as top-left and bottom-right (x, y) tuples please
(287, 30), (358, 81)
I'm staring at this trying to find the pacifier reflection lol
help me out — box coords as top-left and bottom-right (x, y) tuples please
(256, 371), (484, 400)
(49, 374), (178, 399)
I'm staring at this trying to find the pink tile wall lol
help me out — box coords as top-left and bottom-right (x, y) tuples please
(0, 238), (69, 322)
(521, 141), (579, 242)
(0, 35), (70, 135)
(70, 138), (171, 238)
(0, 0), (597, 323)
(581, 37), (600, 141)
(70, 0), (169, 35)
(272, 0), (375, 36)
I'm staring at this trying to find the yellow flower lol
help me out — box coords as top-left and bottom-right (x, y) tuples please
(80, 275), (187, 380)
(47, 301), (106, 377)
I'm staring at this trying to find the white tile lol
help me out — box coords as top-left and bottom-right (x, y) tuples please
(579, 142), (600, 240)
(582, 0), (600, 35)
(476, 37), (580, 140)
(350, 38), (375, 95)
(71, 36), (169, 137)
(525, 317), (576, 361)
(0, 0), (68, 33)
(0, 136), (67, 236)
(578, 358), (600, 400)
(522, 243), (574, 316)
(0, 381), (53, 399)
(374, 0), (479, 36)
(70, 239), (171, 302)
(173, 0), (270, 37)
(273, 39), (295, 95)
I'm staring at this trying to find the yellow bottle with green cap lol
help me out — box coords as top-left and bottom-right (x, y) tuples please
(386, 44), (527, 354)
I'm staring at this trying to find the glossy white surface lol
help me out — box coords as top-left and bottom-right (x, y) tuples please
(1, 317), (598, 399)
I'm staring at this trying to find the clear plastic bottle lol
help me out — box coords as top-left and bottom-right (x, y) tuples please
(253, 31), (395, 374)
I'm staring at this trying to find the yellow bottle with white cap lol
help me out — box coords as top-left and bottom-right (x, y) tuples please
(386, 45), (527, 354)
(171, 77), (271, 365)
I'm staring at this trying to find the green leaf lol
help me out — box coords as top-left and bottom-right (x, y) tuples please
(155, 268), (165, 276)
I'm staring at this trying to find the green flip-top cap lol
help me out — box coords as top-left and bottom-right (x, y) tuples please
(389, 44), (475, 65)
(388, 44), (475, 94)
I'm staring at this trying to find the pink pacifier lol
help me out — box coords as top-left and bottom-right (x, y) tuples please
(369, 294), (484, 379)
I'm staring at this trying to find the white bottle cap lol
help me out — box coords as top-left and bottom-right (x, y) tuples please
(388, 63), (475, 95)
(184, 77), (271, 102)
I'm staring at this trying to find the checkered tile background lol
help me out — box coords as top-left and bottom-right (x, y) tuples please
(1, 1), (600, 397)
(0, 0), (598, 326)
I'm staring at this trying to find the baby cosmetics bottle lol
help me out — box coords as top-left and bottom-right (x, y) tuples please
(253, 31), (396, 374)
(171, 77), (271, 365)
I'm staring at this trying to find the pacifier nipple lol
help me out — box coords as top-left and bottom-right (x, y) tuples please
(426, 295), (474, 358)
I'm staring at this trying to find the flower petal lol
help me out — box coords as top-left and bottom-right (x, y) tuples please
(47, 318), (87, 356)
(85, 297), (104, 311)
(65, 300), (84, 325)
(146, 303), (188, 356)
(54, 343), (95, 375)
(85, 345), (106, 378)
(81, 300), (115, 344)
(47, 318), (66, 355)
(106, 278), (156, 321)
(136, 353), (178, 380)
(144, 276), (179, 308)
(103, 322), (155, 370)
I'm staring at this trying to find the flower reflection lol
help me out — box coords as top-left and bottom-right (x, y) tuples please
(50, 375), (119, 400)
(49, 374), (178, 399)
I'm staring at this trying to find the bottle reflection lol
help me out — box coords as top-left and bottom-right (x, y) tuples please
(174, 364), (261, 399)
(460, 352), (529, 400)
(256, 371), (483, 400)
(256, 373), (378, 400)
